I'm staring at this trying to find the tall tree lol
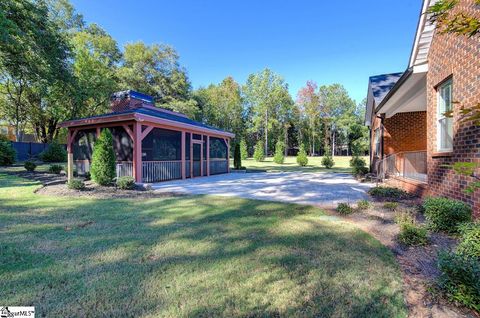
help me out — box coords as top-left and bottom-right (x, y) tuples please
(243, 69), (292, 155)
(297, 81), (320, 155)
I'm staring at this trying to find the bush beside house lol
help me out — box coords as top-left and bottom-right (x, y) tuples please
(90, 129), (116, 186)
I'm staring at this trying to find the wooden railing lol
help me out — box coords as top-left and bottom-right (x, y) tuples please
(116, 161), (133, 178)
(142, 160), (182, 183)
(376, 151), (427, 183)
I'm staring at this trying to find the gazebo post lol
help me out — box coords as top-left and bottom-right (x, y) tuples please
(133, 122), (142, 183)
(226, 138), (230, 173)
(66, 128), (77, 182)
(181, 131), (186, 179)
(206, 135), (210, 176)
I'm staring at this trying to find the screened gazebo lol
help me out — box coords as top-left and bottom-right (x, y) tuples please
(59, 90), (234, 183)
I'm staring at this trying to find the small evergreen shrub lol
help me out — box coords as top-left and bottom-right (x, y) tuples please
(116, 176), (136, 190)
(0, 141), (16, 166)
(68, 178), (85, 190)
(368, 186), (409, 200)
(240, 139), (248, 160)
(233, 142), (242, 169)
(350, 156), (368, 176)
(321, 155), (334, 169)
(423, 197), (472, 233)
(48, 164), (63, 174)
(357, 199), (370, 210)
(40, 142), (67, 162)
(337, 203), (354, 215)
(90, 129), (116, 186)
(273, 141), (285, 164)
(394, 209), (416, 225)
(253, 141), (265, 162)
(437, 251), (480, 311)
(398, 222), (428, 246)
(296, 144), (308, 166)
(384, 202), (399, 211)
(24, 161), (37, 172)
(457, 223), (480, 259)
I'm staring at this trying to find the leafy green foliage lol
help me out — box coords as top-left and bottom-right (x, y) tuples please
(350, 156), (368, 176)
(398, 222), (428, 246)
(40, 142), (67, 162)
(240, 139), (248, 160)
(0, 133), (9, 142)
(68, 178), (85, 190)
(451, 162), (480, 194)
(368, 187), (409, 200)
(0, 141), (16, 166)
(90, 129), (116, 186)
(423, 197), (472, 233)
(384, 202), (399, 211)
(24, 161), (36, 172)
(394, 209), (416, 225)
(337, 203), (354, 215)
(253, 141), (265, 162)
(233, 142), (242, 169)
(116, 176), (135, 190)
(356, 199), (370, 210)
(48, 164), (63, 174)
(437, 251), (480, 311)
(428, 0), (480, 37)
(273, 141), (285, 164)
(457, 223), (480, 259)
(296, 144), (308, 166)
(321, 153), (334, 169)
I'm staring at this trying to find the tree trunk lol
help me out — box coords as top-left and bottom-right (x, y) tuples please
(265, 108), (268, 156)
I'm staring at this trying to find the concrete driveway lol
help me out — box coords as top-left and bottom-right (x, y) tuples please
(151, 172), (374, 208)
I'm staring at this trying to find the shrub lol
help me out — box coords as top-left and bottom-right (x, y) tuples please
(457, 223), (480, 259)
(296, 144), (308, 166)
(321, 155), (334, 169)
(337, 203), (354, 215)
(90, 129), (116, 186)
(398, 222), (428, 246)
(423, 197), (472, 233)
(437, 251), (480, 311)
(0, 133), (9, 142)
(0, 141), (16, 166)
(240, 139), (248, 160)
(40, 142), (67, 162)
(394, 209), (416, 225)
(233, 142), (242, 169)
(116, 176), (136, 190)
(68, 178), (85, 190)
(48, 164), (63, 174)
(253, 141), (265, 162)
(368, 186), (409, 200)
(273, 141), (285, 164)
(350, 156), (368, 176)
(357, 199), (370, 210)
(24, 161), (37, 172)
(384, 202), (399, 211)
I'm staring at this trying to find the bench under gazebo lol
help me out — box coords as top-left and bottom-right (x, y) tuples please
(60, 90), (234, 183)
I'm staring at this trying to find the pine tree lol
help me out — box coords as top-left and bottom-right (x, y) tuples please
(90, 129), (116, 185)
(253, 141), (265, 162)
(296, 144), (308, 166)
(240, 139), (248, 160)
(273, 140), (285, 164)
(233, 142), (242, 169)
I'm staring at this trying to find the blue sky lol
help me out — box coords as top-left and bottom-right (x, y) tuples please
(71, 0), (422, 104)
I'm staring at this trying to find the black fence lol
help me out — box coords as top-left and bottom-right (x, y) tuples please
(11, 142), (66, 161)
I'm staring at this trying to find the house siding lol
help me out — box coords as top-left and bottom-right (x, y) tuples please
(426, 0), (480, 215)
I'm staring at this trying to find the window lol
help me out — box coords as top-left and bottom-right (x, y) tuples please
(374, 128), (381, 157)
(437, 79), (453, 151)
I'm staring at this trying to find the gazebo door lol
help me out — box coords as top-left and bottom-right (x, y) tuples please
(192, 143), (202, 177)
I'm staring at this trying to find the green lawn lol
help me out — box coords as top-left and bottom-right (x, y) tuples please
(0, 173), (406, 317)
(240, 156), (369, 173)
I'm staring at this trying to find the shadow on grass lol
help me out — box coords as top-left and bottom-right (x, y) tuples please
(0, 173), (406, 317)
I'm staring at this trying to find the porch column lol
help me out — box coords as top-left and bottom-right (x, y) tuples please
(190, 136), (193, 178)
(227, 138), (230, 173)
(200, 136), (204, 177)
(206, 135), (210, 176)
(181, 131), (186, 179)
(133, 123), (142, 183)
(66, 129), (77, 182)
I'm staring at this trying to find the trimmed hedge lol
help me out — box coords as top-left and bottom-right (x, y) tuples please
(90, 129), (116, 186)
(368, 186), (409, 200)
(423, 197), (472, 233)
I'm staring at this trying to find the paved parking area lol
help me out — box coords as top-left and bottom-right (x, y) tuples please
(151, 172), (374, 208)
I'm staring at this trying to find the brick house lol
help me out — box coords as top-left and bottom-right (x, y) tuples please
(366, 0), (480, 213)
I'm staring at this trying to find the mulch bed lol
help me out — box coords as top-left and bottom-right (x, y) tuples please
(330, 198), (478, 318)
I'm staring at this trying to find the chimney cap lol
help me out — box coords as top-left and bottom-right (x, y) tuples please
(110, 90), (154, 104)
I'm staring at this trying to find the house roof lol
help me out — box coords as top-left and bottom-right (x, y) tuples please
(60, 106), (235, 138)
(368, 72), (404, 105)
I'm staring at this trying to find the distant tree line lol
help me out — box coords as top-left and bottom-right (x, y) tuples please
(0, 0), (368, 157)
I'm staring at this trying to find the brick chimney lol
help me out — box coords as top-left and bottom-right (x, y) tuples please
(110, 90), (155, 113)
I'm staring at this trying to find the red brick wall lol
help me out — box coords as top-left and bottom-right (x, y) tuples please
(426, 0), (480, 215)
(383, 111), (427, 155)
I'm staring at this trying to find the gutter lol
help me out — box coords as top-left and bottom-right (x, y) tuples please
(375, 67), (413, 113)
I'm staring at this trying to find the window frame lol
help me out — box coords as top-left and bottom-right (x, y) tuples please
(436, 79), (453, 152)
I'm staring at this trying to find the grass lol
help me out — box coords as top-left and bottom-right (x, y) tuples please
(0, 173), (406, 317)
(240, 156), (369, 173)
